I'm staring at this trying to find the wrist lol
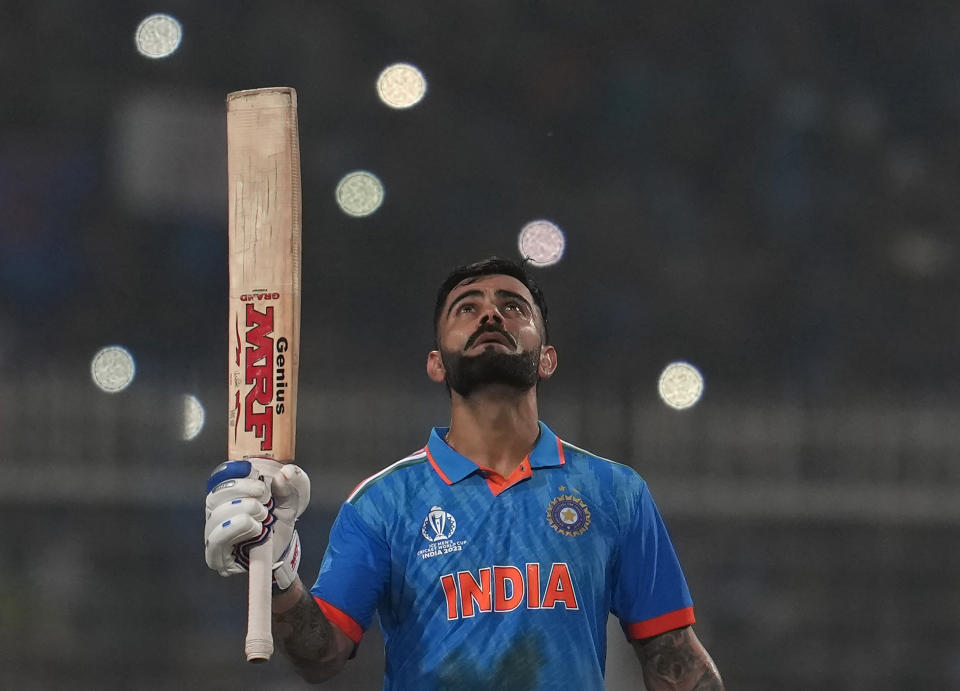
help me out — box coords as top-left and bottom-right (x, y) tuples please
(271, 530), (301, 590)
(272, 577), (304, 612)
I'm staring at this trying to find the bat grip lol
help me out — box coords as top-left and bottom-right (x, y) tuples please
(245, 530), (274, 662)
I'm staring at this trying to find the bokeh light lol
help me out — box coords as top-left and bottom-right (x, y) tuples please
(657, 361), (704, 410)
(90, 346), (136, 393)
(135, 14), (182, 59)
(376, 63), (427, 109)
(335, 170), (384, 217)
(518, 219), (565, 267)
(182, 394), (205, 441)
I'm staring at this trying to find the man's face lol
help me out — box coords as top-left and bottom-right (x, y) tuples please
(430, 274), (554, 398)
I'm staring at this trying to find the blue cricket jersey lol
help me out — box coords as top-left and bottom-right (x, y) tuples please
(311, 421), (695, 690)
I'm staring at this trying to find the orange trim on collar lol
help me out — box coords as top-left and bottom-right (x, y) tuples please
(425, 446), (455, 485)
(478, 455), (533, 496)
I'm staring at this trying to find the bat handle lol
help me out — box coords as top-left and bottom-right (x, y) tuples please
(245, 533), (274, 662)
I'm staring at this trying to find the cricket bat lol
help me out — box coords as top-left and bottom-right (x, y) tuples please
(226, 86), (301, 663)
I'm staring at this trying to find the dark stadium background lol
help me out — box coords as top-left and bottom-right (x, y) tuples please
(2, 1), (959, 689)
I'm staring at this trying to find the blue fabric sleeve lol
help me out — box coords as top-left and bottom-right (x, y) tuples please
(611, 481), (693, 629)
(310, 500), (390, 631)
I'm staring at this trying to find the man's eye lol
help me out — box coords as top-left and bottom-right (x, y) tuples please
(505, 302), (523, 312)
(458, 304), (475, 313)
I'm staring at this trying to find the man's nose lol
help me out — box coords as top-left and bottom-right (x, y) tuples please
(478, 302), (504, 323)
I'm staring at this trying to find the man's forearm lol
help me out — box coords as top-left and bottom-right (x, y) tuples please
(272, 576), (350, 683)
(632, 626), (723, 690)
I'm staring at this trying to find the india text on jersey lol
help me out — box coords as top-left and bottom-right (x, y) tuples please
(439, 562), (578, 620)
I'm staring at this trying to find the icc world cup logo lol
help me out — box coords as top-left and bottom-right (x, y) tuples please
(422, 506), (457, 542)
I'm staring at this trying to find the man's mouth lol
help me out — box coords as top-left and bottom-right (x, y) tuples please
(468, 330), (515, 349)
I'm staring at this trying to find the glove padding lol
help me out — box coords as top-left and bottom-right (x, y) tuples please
(204, 458), (310, 589)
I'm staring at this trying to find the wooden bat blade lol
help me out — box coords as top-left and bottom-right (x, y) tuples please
(228, 86), (301, 465)
(226, 86), (302, 663)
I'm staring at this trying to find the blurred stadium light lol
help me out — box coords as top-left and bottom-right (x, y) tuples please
(376, 63), (428, 109)
(90, 345), (136, 393)
(518, 219), (565, 267)
(182, 393), (205, 441)
(335, 170), (385, 217)
(134, 14), (183, 59)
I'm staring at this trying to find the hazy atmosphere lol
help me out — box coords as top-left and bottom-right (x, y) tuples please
(2, 2), (959, 689)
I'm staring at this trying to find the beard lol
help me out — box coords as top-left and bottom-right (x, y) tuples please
(440, 345), (540, 398)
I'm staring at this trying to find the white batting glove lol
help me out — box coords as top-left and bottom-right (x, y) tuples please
(204, 458), (310, 590)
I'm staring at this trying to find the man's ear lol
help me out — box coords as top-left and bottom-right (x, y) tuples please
(538, 345), (558, 379)
(427, 350), (446, 383)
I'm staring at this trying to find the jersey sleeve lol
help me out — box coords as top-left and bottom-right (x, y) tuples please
(310, 499), (390, 644)
(612, 481), (695, 640)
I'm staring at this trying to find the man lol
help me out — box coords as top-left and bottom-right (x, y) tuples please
(205, 257), (723, 689)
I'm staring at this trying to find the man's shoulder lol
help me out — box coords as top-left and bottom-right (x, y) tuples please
(559, 439), (643, 480)
(345, 447), (432, 505)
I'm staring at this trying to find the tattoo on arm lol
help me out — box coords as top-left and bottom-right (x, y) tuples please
(272, 580), (345, 681)
(633, 627), (724, 690)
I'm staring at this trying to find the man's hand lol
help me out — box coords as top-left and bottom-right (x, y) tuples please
(632, 626), (723, 690)
(204, 459), (310, 589)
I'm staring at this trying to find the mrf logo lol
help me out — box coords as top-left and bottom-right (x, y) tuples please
(439, 563), (578, 620)
(244, 303), (274, 450)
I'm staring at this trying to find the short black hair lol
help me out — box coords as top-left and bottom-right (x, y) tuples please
(434, 256), (549, 346)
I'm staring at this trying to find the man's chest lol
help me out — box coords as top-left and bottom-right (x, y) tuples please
(385, 476), (619, 618)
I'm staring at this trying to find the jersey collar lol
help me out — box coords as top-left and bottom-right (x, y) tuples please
(425, 420), (566, 485)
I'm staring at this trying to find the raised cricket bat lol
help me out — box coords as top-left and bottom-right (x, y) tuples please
(226, 87), (301, 663)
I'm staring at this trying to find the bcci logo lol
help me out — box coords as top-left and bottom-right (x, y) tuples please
(547, 495), (591, 537)
(422, 506), (457, 542)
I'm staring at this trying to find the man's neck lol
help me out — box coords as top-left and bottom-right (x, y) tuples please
(444, 386), (540, 478)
